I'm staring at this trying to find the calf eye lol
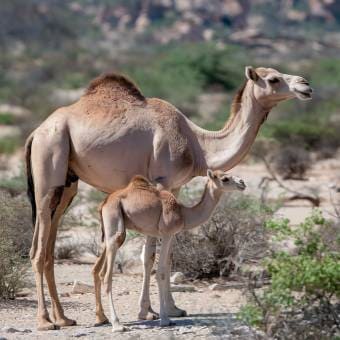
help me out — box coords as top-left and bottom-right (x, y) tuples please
(222, 177), (230, 182)
(269, 77), (279, 84)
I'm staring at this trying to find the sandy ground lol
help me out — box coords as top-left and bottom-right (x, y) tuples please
(0, 263), (255, 340)
(1, 153), (339, 339)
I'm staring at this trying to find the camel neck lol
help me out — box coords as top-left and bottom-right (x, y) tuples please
(188, 82), (271, 173)
(181, 180), (223, 230)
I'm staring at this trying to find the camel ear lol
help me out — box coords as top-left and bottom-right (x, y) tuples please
(207, 169), (215, 180)
(245, 66), (259, 81)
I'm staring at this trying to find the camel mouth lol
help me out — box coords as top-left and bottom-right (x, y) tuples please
(293, 83), (313, 101)
(295, 89), (312, 100)
(236, 183), (246, 191)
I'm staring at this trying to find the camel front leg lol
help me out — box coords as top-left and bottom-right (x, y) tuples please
(164, 188), (187, 317)
(44, 182), (78, 327)
(92, 248), (109, 326)
(165, 247), (187, 317)
(157, 235), (174, 327)
(31, 188), (61, 331)
(138, 236), (159, 320)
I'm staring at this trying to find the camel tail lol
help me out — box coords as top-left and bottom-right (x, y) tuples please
(25, 134), (36, 227)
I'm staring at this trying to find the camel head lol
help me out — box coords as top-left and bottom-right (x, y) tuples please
(245, 66), (313, 109)
(207, 169), (246, 192)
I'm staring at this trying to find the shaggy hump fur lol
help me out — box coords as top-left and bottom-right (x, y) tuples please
(85, 72), (145, 103)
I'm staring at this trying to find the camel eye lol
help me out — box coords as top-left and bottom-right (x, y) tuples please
(269, 77), (279, 84)
(222, 177), (230, 182)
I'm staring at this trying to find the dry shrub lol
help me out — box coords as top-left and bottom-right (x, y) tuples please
(273, 145), (311, 180)
(0, 190), (32, 299)
(55, 236), (81, 260)
(172, 193), (271, 278)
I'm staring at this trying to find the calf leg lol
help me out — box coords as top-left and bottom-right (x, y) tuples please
(92, 248), (109, 326)
(157, 235), (174, 327)
(101, 201), (127, 332)
(138, 236), (159, 320)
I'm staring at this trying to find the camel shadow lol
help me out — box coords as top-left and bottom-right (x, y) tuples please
(126, 312), (241, 331)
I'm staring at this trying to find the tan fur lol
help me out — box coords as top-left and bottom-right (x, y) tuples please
(25, 66), (312, 330)
(85, 72), (145, 103)
(97, 171), (245, 329)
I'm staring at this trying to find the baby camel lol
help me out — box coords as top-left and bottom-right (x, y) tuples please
(95, 170), (246, 331)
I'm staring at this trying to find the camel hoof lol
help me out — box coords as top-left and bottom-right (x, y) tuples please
(138, 311), (159, 320)
(37, 322), (60, 331)
(54, 317), (77, 327)
(94, 319), (110, 327)
(112, 324), (127, 333)
(168, 308), (187, 317)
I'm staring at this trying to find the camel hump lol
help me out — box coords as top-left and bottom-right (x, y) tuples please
(130, 175), (152, 188)
(85, 73), (145, 104)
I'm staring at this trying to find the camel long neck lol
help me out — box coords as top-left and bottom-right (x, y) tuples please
(188, 82), (270, 173)
(181, 180), (222, 230)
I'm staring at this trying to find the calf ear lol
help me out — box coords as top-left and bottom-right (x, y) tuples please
(207, 169), (215, 180)
(245, 66), (259, 81)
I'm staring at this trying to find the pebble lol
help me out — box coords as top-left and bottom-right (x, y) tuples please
(170, 272), (186, 284)
(71, 280), (94, 294)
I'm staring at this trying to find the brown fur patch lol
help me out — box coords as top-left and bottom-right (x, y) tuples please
(49, 186), (64, 210)
(115, 231), (126, 247)
(226, 80), (248, 128)
(85, 73), (145, 104)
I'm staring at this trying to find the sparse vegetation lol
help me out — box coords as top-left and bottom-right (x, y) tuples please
(273, 145), (311, 180)
(172, 193), (273, 278)
(0, 190), (31, 299)
(239, 210), (340, 339)
(0, 136), (20, 154)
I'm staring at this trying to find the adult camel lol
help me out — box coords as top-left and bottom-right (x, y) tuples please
(25, 66), (312, 330)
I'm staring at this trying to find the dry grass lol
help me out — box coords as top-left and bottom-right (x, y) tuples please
(172, 193), (271, 278)
(0, 190), (31, 299)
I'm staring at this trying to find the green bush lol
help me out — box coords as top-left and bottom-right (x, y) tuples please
(0, 112), (15, 125)
(127, 43), (245, 115)
(239, 210), (340, 338)
(262, 120), (339, 150)
(0, 136), (20, 154)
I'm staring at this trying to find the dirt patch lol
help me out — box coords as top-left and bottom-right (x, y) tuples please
(0, 263), (258, 339)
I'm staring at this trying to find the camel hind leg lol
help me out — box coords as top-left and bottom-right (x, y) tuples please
(44, 180), (78, 327)
(29, 127), (70, 330)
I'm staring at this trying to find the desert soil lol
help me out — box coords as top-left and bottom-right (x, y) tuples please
(0, 263), (256, 340)
(1, 154), (339, 339)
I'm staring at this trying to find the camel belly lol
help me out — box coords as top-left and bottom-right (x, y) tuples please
(69, 130), (153, 192)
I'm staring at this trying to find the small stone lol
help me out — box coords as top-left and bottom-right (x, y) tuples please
(170, 272), (186, 284)
(209, 282), (245, 290)
(209, 283), (224, 291)
(71, 280), (94, 294)
(22, 329), (32, 333)
(170, 284), (196, 292)
(73, 331), (89, 337)
(16, 288), (32, 297)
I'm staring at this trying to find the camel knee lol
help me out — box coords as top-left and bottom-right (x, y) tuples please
(31, 253), (46, 273)
(156, 270), (166, 283)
